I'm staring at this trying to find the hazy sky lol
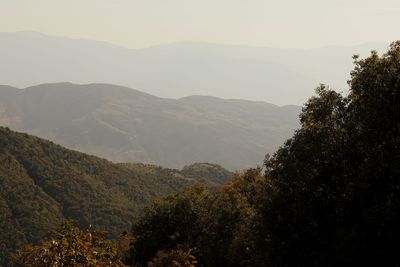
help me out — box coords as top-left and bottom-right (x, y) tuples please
(1, 0), (400, 48)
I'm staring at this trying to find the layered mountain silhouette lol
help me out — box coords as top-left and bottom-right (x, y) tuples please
(0, 31), (387, 105)
(0, 83), (300, 170)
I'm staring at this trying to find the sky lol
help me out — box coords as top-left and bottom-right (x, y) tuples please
(1, 0), (400, 49)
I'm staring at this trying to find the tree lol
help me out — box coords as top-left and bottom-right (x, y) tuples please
(12, 220), (126, 267)
(131, 184), (209, 266)
(148, 247), (197, 267)
(127, 42), (400, 266)
(130, 170), (265, 267)
(259, 42), (400, 266)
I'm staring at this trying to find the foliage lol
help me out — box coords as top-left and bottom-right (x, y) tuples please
(258, 41), (400, 266)
(129, 42), (400, 266)
(131, 184), (209, 266)
(131, 170), (264, 266)
(12, 220), (126, 267)
(148, 247), (197, 267)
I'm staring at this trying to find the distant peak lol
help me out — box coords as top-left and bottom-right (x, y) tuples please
(179, 95), (222, 101)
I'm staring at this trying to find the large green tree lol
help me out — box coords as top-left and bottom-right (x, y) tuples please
(128, 42), (400, 267)
(259, 41), (400, 266)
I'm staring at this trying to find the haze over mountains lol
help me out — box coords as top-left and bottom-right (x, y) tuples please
(0, 31), (388, 169)
(0, 31), (388, 105)
(0, 83), (299, 170)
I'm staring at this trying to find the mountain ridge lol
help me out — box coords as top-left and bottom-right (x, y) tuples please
(1, 31), (388, 105)
(0, 83), (301, 170)
(8, 30), (385, 51)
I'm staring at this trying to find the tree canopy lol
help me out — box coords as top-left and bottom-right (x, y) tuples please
(128, 42), (400, 266)
(12, 221), (126, 267)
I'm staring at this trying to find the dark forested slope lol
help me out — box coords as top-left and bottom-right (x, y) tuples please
(0, 126), (232, 265)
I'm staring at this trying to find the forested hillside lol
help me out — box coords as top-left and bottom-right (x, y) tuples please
(0, 127), (232, 265)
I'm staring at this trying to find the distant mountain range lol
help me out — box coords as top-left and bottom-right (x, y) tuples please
(0, 31), (388, 105)
(0, 126), (232, 264)
(0, 83), (300, 170)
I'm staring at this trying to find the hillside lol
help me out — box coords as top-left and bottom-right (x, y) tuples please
(0, 31), (388, 105)
(180, 162), (233, 187)
(0, 126), (232, 265)
(0, 83), (300, 170)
